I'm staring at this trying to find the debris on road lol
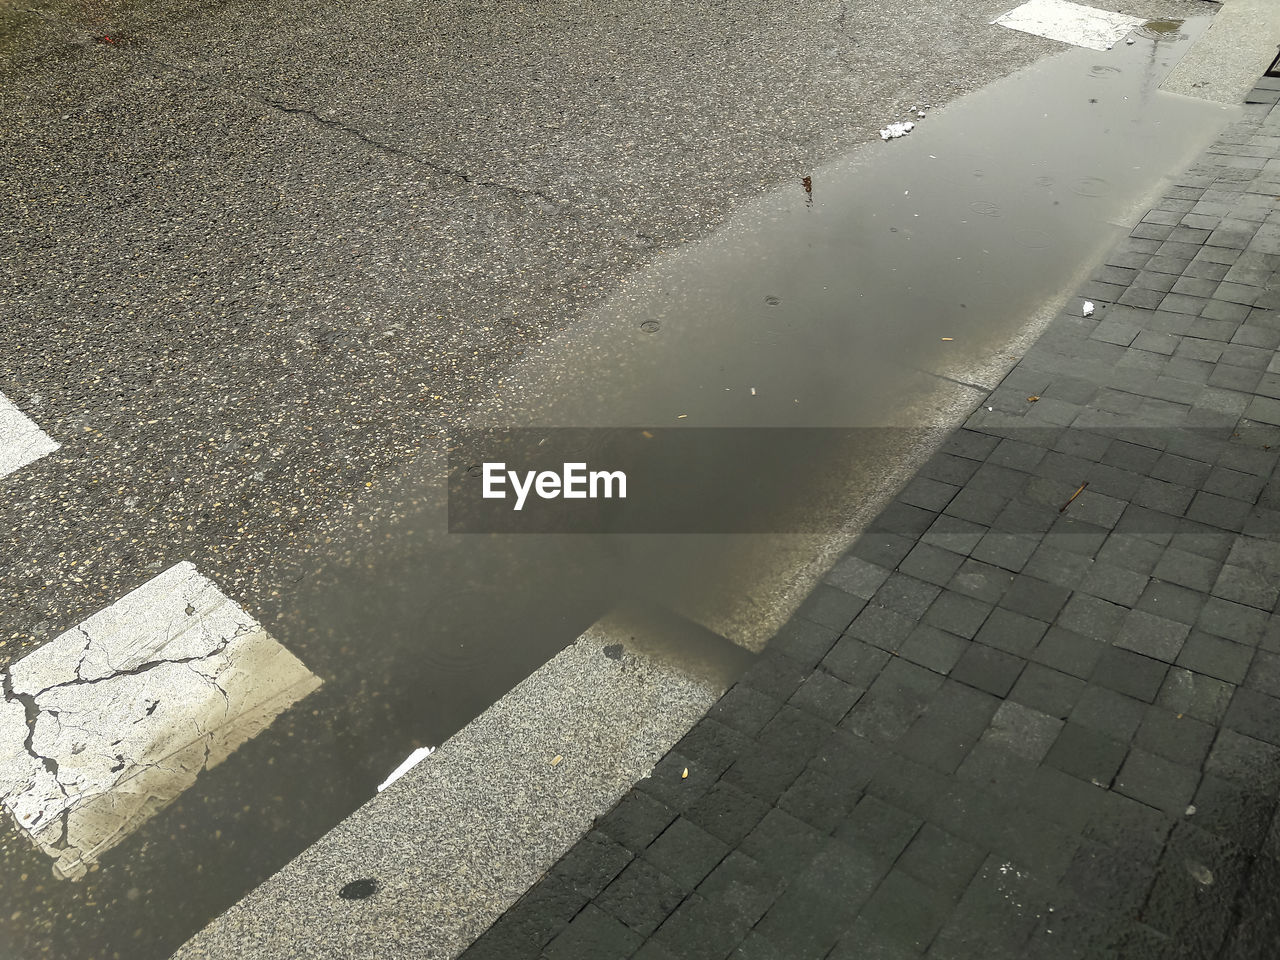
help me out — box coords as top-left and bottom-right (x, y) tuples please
(880, 121), (915, 141)
(1082, 300), (1095, 316)
(377, 746), (437, 792)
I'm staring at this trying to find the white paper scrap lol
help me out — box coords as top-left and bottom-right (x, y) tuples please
(377, 746), (437, 792)
(880, 121), (915, 141)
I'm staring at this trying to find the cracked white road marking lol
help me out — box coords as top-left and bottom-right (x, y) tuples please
(995, 0), (1143, 51)
(0, 392), (58, 480)
(0, 562), (321, 880)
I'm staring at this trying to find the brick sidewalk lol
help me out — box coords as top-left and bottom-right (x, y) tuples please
(460, 79), (1280, 960)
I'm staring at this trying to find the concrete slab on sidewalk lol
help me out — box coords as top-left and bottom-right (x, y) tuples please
(172, 610), (752, 960)
(1162, 0), (1280, 104)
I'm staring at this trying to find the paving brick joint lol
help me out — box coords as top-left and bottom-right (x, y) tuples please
(460, 79), (1280, 960)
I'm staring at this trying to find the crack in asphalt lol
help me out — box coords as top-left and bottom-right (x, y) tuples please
(135, 52), (556, 202)
(257, 96), (557, 202)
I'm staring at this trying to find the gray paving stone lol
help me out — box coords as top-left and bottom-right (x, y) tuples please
(948, 558), (1017, 603)
(788, 669), (863, 725)
(822, 636), (891, 690)
(899, 625), (969, 676)
(1058, 593), (1128, 643)
(1152, 546), (1223, 592)
(1134, 476), (1196, 514)
(737, 808), (826, 882)
(899, 476), (962, 513)
(950, 643), (1026, 698)
(1160, 293), (1208, 316)
(841, 660), (940, 743)
(1198, 595), (1273, 646)
(823, 554), (892, 599)
(1224, 687), (1280, 748)
(1030, 625), (1104, 680)
(652, 893), (751, 960)
(1182, 488), (1254, 535)
(696, 852), (783, 928)
(1078, 562), (1148, 606)
(923, 591), (993, 639)
(1189, 775), (1275, 853)
(1045, 721), (1127, 789)
(1094, 646), (1169, 702)
(776, 606), (849, 658)
(598, 860), (687, 937)
(1212, 563), (1280, 610)
(1114, 749), (1200, 815)
(1177, 631), (1254, 685)
(899, 542), (967, 587)
(852, 531), (918, 569)
(1135, 706), (1215, 768)
(1069, 685), (1146, 744)
(543, 903), (644, 960)
(1206, 729), (1280, 793)
(874, 572), (943, 619)
(1007, 662), (1085, 721)
(1203, 465), (1265, 502)
(1137, 578), (1208, 625)
(975, 607), (1049, 657)
(1222, 343), (1276, 369)
(848, 603), (918, 653)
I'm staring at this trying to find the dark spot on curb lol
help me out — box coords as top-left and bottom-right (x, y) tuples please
(603, 644), (624, 660)
(339, 878), (379, 900)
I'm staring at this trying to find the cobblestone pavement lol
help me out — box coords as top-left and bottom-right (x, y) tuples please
(459, 76), (1280, 960)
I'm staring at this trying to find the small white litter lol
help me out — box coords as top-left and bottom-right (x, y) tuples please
(377, 746), (436, 792)
(1083, 301), (1095, 316)
(880, 121), (915, 141)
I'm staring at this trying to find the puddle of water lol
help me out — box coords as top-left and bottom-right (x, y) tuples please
(494, 16), (1227, 431)
(1139, 19), (1185, 42)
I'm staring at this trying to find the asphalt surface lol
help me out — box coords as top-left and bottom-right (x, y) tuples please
(0, 0), (1240, 956)
(460, 74), (1280, 960)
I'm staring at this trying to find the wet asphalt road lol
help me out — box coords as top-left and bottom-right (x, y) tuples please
(0, 0), (1219, 956)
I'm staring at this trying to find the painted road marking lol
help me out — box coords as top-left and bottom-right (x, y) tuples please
(995, 0), (1143, 51)
(0, 562), (321, 880)
(0, 392), (58, 480)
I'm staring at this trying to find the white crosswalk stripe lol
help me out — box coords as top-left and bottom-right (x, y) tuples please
(995, 0), (1144, 51)
(0, 562), (321, 880)
(0, 392), (59, 480)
